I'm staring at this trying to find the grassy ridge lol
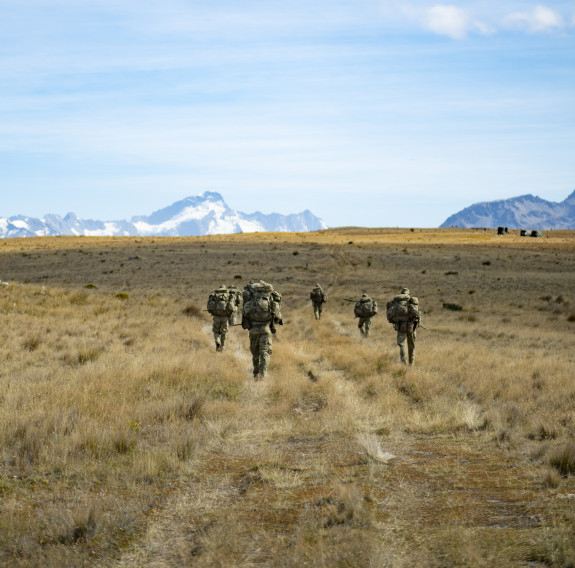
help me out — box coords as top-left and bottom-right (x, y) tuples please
(1, 230), (575, 566)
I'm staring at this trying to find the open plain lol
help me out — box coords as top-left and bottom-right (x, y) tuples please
(1, 228), (575, 567)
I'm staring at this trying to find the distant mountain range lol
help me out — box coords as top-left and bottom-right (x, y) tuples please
(0, 192), (327, 238)
(440, 190), (575, 230)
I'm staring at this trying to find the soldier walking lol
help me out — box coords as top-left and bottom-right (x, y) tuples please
(206, 285), (234, 352)
(386, 288), (420, 365)
(309, 283), (327, 320)
(227, 285), (242, 325)
(354, 293), (377, 337)
(241, 280), (283, 380)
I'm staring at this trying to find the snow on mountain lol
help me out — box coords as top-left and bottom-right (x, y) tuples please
(0, 192), (327, 238)
(440, 190), (575, 230)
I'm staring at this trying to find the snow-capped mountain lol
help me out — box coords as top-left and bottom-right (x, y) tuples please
(0, 192), (327, 238)
(440, 190), (575, 230)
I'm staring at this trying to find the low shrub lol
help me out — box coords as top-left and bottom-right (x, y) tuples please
(182, 304), (203, 318)
(548, 442), (575, 476)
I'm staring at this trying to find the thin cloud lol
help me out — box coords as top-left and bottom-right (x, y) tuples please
(401, 3), (493, 39)
(399, 2), (572, 38)
(424, 4), (470, 39)
(505, 4), (565, 32)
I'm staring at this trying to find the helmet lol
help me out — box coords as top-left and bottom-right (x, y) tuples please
(401, 288), (410, 295)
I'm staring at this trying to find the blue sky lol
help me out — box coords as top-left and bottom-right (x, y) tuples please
(1, 0), (574, 228)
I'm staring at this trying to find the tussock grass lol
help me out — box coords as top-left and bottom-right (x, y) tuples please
(1, 230), (575, 566)
(548, 443), (575, 476)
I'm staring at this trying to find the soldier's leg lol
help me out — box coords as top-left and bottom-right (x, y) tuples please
(212, 318), (221, 349)
(364, 318), (371, 337)
(249, 329), (260, 376)
(313, 303), (320, 320)
(258, 329), (273, 377)
(407, 331), (416, 365)
(220, 319), (229, 350)
(397, 331), (408, 364)
(358, 317), (365, 335)
(317, 303), (323, 319)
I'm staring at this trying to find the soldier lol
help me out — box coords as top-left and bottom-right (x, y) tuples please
(386, 288), (420, 365)
(309, 283), (327, 320)
(242, 280), (282, 380)
(206, 284), (234, 352)
(227, 285), (242, 325)
(354, 293), (377, 337)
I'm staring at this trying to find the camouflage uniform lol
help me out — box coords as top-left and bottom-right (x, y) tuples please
(249, 323), (273, 379)
(310, 284), (326, 320)
(242, 280), (282, 380)
(393, 288), (420, 365)
(228, 285), (242, 325)
(207, 285), (233, 352)
(355, 294), (377, 337)
(212, 315), (229, 352)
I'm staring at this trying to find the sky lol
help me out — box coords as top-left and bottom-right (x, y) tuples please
(1, 0), (574, 228)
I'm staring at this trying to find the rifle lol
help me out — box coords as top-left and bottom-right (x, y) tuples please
(342, 298), (359, 303)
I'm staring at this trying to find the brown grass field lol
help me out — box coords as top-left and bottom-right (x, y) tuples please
(1, 228), (574, 567)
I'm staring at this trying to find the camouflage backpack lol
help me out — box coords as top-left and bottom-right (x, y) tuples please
(310, 287), (326, 303)
(242, 281), (282, 324)
(386, 294), (419, 324)
(207, 287), (234, 317)
(354, 296), (377, 318)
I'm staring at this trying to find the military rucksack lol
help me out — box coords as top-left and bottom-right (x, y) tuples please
(242, 281), (282, 324)
(310, 287), (326, 303)
(354, 297), (377, 318)
(207, 288), (234, 317)
(386, 294), (419, 324)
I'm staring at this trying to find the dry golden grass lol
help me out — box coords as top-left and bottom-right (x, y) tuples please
(1, 228), (575, 567)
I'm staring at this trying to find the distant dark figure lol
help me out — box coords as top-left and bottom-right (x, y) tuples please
(309, 283), (327, 320)
(354, 293), (377, 337)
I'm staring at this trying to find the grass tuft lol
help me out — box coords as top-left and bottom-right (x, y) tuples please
(182, 304), (203, 318)
(22, 334), (42, 351)
(548, 442), (575, 476)
(443, 302), (463, 311)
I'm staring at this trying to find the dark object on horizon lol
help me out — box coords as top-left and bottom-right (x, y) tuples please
(497, 226), (508, 235)
(531, 230), (542, 237)
(520, 229), (528, 236)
